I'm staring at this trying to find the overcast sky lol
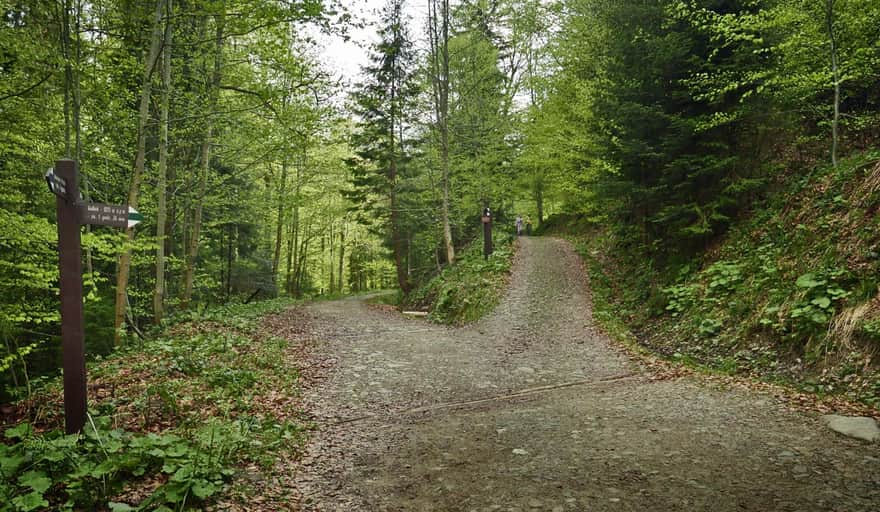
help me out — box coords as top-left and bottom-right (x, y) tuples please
(317, 0), (429, 84)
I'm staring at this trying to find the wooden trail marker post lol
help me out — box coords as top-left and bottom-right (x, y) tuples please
(482, 207), (493, 259)
(47, 159), (142, 434)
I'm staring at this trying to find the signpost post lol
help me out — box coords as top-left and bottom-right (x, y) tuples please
(481, 207), (493, 259)
(47, 159), (142, 434)
(52, 160), (87, 435)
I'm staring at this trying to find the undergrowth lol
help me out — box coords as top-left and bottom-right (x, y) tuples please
(404, 230), (514, 325)
(548, 151), (880, 409)
(0, 297), (306, 510)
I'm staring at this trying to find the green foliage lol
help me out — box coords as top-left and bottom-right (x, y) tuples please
(2, 298), (306, 509)
(697, 318), (723, 338)
(406, 231), (514, 325)
(562, 151), (880, 408)
(159, 297), (295, 332)
(524, 0), (880, 260)
(662, 283), (700, 317)
(758, 268), (853, 343)
(862, 319), (880, 343)
(705, 262), (744, 296)
(0, 418), (235, 510)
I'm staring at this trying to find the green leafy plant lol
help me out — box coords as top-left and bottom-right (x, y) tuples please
(861, 318), (880, 343)
(663, 283), (700, 316)
(705, 261), (743, 295)
(0, 418), (236, 511)
(787, 270), (851, 340)
(407, 231), (514, 325)
(697, 317), (723, 338)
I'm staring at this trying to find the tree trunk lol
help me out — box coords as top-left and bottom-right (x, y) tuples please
(60, 0), (72, 157)
(295, 225), (310, 297)
(328, 222), (335, 294)
(826, 0), (840, 170)
(272, 162), (288, 280)
(285, 220), (295, 295)
(182, 8), (224, 309)
(534, 178), (544, 226)
(287, 159), (302, 294)
(429, 0), (455, 265)
(389, 79), (410, 293)
(114, 0), (166, 343)
(67, 0), (93, 275)
(226, 224), (234, 300)
(153, 0), (172, 324)
(337, 227), (345, 293)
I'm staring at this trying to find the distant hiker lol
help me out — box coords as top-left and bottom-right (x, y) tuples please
(525, 219), (532, 236)
(515, 215), (523, 236)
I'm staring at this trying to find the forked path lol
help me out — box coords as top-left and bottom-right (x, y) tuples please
(291, 237), (879, 511)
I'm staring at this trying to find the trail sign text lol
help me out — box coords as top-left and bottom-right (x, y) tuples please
(45, 168), (68, 199)
(80, 202), (127, 227)
(79, 203), (142, 228)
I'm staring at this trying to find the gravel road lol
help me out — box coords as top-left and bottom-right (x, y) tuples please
(289, 237), (880, 511)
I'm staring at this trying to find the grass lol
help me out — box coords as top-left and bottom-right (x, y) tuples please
(1, 297), (308, 511)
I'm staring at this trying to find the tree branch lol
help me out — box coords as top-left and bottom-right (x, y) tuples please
(0, 73), (53, 103)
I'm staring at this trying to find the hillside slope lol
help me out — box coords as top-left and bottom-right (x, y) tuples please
(547, 151), (880, 408)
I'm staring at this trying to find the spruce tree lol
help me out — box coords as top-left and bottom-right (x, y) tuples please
(346, 0), (419, 292)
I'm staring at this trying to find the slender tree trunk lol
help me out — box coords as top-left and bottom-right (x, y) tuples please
(288, 159), (302, 294)
(69, 0), (93, 275)
(182, 8), (224, 309)
(337, 227), (345, 293)
(226, 224), (234, 300)
(826, 0), (840, 170)
(272, 162), (288, 279)
(285, 221), (295, 295)
(328, 222), (335, 294)
(534, 178), (544, 225)
(389, 85), (410, 293)
(114, 0), (166, 343)
(72, 0), (82, 173)
(60, 0), (72, 157)
(429, 0), (455, 264)
(295, 225), (310, 297)
(154, 0), (172, 324)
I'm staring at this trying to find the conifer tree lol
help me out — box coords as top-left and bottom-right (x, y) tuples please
(346, 0), (419, 292)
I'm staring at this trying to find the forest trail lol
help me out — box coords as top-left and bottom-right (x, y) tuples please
(289, 237), (879, 511)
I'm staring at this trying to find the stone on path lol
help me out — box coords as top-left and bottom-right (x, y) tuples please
(821, 415), (880, 442)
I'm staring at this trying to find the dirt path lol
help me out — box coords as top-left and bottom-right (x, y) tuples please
(290, 237), (879, 511)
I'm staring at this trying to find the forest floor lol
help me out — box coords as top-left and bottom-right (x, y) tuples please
(279, 237), (879, 511)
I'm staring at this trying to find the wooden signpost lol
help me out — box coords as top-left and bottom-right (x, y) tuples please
(47, 159), (141, 434)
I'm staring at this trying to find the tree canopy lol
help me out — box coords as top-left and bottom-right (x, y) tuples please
(2, 0), (880, 400)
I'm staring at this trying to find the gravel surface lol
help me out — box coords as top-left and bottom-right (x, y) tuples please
(289, 237), (880, 511)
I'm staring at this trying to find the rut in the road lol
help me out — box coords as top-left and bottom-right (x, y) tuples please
(333, 372), (642, 426)
(291, 237), (880, 512)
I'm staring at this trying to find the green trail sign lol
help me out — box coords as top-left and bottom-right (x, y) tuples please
(79, 203), (142, 228)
